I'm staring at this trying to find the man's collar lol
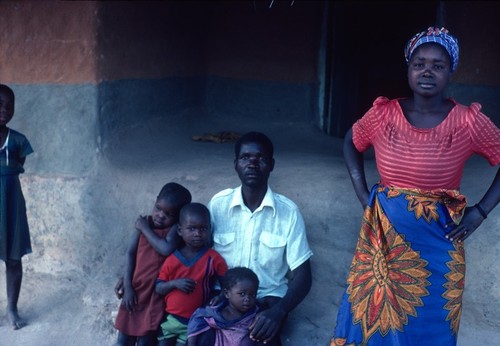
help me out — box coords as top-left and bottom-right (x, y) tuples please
(229, 186), (276, 216)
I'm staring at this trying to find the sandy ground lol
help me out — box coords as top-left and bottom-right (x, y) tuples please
(0, 108), (498, 346)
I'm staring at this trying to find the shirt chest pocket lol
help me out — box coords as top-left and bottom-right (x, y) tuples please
(258, 232), (287, 270)
(213, 232), (235, 247)
(259, 232), (287, 248)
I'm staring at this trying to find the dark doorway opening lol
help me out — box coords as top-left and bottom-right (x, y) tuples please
(322, 1), (440, 137)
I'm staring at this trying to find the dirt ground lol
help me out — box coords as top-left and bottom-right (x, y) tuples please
(0, 109), (498, 346)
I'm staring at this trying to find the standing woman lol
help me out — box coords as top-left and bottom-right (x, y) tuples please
(331, 27), (499, 345)
(0, 84), (34, 330)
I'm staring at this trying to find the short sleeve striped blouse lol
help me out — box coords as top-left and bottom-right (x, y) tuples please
(352, 97), (500, 190)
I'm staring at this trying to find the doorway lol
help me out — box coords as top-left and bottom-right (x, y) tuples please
(320, 1), (440, 137)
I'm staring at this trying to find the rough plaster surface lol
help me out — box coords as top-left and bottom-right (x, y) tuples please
(0, 1), (98, 84)
(0, 109), (498, 345)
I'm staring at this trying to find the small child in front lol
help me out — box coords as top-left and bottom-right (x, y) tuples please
(156, 202), (227, 346)
(114, 182), (192, 346)
(187, 267), (266, 346)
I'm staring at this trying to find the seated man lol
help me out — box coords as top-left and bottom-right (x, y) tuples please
(208, 131), (313, 345)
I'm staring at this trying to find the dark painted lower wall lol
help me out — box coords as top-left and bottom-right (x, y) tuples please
(97, 76), (205, 151)
(97, 76), (320, 163)
(447, 83), (500, 126)
(204, 76), (318, 124)
(9, 84), (98, 176)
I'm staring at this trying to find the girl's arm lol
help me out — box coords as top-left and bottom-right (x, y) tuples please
(343, 128), (370, 209)
(475, 168), (500, 216)
(135, 216), (181, 256)
(122, 231), (140, 311)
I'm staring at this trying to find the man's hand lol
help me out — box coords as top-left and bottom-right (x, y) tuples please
(209, 292), (224, 306)
(249, 304), (286, 344)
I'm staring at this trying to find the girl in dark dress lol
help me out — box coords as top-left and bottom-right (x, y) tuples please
(0, 84), (34, 330)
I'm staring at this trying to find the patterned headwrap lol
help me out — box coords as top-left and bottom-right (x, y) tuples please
(404, 27), (459, 72)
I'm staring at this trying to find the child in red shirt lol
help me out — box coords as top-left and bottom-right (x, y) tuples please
(155, 202), (227, 346)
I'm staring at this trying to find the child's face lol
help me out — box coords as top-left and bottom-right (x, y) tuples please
(0, 91), (14, 126)
(224, 279), (258, 313)
(151, 198), (180, 229)
(177, 213), (210, 249)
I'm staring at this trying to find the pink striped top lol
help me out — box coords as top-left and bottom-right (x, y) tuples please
(352, 97), (500, 190)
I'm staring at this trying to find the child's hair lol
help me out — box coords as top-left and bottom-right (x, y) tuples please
(157, 182), (192, 206)
(0, 84), (15, 101)
(234, 131), (274, 158)
(221, 267), (259, 290)
(179, 202), (210, 225)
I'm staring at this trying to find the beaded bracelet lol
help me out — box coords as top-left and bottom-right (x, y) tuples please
(475, 203), (488, 219)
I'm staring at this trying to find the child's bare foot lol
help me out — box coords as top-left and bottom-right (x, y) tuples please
(7, 309), (27, 330)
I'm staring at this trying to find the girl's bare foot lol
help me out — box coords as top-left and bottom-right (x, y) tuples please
(7, 309), (27, 330)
